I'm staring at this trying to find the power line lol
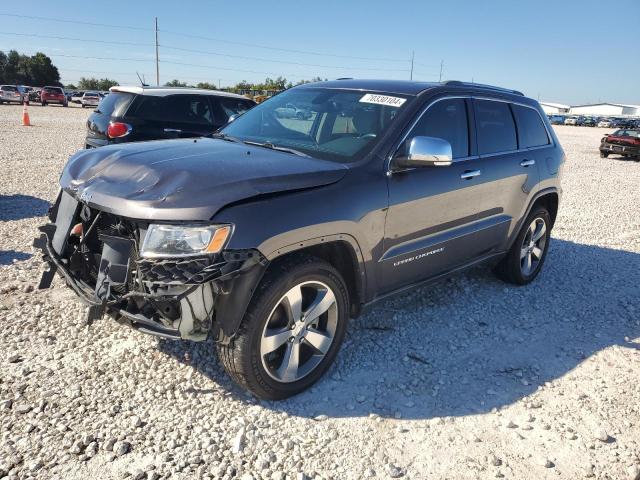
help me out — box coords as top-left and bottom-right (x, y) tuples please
(0, 31), (408, 73)
(160, 45), (408, 72)
(160, 29), (406, 63)
(0, 13), (153, 32)
(0, 12), (406, 63)
(0, 31), (153, 48)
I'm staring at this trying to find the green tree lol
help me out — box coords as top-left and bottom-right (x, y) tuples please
(78, 77), (119, 91)
(164, 79), (189, 87)
(65, 83), (77, 90)
(0, 50), (61, 86)
(27, 52), (60, 87)
(196, 82), (218, 90)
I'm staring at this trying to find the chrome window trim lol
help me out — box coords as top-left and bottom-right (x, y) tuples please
(387, 94), (554, 172)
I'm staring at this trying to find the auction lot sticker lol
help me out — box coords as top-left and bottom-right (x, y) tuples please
(359, 93), (406, 107)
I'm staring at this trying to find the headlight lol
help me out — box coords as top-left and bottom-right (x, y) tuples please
(140, 224), (232, 258)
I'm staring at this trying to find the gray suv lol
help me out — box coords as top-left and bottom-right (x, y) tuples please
(35, 79), (564, 399)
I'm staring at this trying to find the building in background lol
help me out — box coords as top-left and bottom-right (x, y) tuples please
(569, 103), (640, 117)
(540, 102), (570, 114)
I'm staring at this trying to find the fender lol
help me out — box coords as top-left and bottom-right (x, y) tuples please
(213, 232), (368, 343)
(506, 186), (560, 250)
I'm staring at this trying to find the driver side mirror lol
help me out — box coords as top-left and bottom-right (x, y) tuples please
(393, 136), (453, 168)
(228, 114), (240, 123)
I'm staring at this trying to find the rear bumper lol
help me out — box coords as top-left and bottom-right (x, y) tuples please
(85, 136), (110, 148)
(42, 97), (66, 104)
(600, 142), (640, 156)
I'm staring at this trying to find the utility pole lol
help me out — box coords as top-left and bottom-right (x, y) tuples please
(438, 60), (444, 82)
(155, 17), (160, 86)
(410, 51), (414, 81)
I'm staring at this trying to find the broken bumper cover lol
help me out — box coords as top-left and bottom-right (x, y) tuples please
(34, 214), (268, 342)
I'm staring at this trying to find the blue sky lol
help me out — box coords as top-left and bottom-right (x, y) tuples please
(1, 0), (638, 105)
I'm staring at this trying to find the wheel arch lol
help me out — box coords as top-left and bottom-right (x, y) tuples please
(507, 188), (560, 250)
(265, 235), (366, 318)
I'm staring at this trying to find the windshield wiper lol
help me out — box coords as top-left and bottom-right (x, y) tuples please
(243, 140), (310, 157)
(210, 132), (242, 143)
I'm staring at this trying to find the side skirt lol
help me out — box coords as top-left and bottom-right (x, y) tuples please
(359, 251), (506, 316)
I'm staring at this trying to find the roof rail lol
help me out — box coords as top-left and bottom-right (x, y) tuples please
(443, 80), (524, 96)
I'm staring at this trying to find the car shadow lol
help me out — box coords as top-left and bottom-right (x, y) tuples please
(157, 238), (640, 419)
(607, 155), (640, 162)
(0, 250), (32, 266)
(0, 194), (50, 221)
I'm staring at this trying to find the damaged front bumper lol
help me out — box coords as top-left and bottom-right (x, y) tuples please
(34, 191), (268, 342)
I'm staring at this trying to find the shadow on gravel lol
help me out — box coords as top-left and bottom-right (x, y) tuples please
(0, 194), (50, 221)
(158, 239), (640, 419)
(0, 250), (32, 265)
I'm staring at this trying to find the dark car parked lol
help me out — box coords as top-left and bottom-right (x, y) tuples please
(41, 86), (68, 107)
(35, 79), (564, 399)
(84, 86), (256, 148)
(600, 129), (640, 159)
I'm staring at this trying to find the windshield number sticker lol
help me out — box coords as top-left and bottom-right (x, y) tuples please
(359, 94), (406, 107)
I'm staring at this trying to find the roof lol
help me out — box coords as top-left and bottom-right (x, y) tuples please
(570, 102), (640, 109)
(540, 102), (570, 109)
(109, 86), (248, 99)
(295, 79), (526, 98)
(296, 79), (441, 95)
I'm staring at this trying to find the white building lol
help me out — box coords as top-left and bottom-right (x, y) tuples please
(569, 103), (640, 117)
(540, 102), (570, 114)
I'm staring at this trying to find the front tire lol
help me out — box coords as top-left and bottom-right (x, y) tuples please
(494, 206), (551, 285)
(600, 151), (608, 158)
(218, 254), (349, 400)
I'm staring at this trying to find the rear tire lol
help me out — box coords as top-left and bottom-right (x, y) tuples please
(217, 254), (349, 400)
(494, 206), (551, 285)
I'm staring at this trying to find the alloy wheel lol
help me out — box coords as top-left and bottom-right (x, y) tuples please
(520, 217), (547, 276)
(260, 281), (338, 383)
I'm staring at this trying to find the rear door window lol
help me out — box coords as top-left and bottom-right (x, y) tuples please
(512, 104), (549, 148)
(474, 100), (517, 154)
(407, 98), (469, 158)
(165, 95), (214, 125)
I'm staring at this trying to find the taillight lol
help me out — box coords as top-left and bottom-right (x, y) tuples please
(107, 122), (132, 138)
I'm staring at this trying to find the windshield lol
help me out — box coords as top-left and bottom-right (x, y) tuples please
(220, 88), (410, 162)
(44, 87), (62, 93)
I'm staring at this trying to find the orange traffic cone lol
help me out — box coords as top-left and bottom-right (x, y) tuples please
(22, 103), (31, 126)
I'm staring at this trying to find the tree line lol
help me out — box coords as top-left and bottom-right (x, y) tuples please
(164, 76), (328, 92)
(0, 50), (61, 87)
(1, 48), (327, 93)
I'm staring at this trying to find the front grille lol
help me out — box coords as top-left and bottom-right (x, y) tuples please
(70, 208), (140, 295)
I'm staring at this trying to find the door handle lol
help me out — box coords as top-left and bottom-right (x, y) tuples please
(460, 169), (481, 180)
(520, 159), (535, 167)
(164, 128), (182, 133)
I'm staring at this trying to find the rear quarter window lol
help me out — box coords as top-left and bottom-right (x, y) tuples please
(215, 97), (255, 119)
(96, 92), (134, 117)
(474, 100), (517, 155)
(512, 104), (550, 148)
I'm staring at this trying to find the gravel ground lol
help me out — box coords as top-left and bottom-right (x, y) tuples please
(1, 104), (639, 480)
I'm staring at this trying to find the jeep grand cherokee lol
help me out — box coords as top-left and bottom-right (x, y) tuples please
(35, 79), (564, 399)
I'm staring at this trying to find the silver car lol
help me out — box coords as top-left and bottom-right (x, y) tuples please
(0, 85), (24, 104)
(81, 91), (101, 108)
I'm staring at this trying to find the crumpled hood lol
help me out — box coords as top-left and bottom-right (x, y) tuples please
(60, 138), (348, 221)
